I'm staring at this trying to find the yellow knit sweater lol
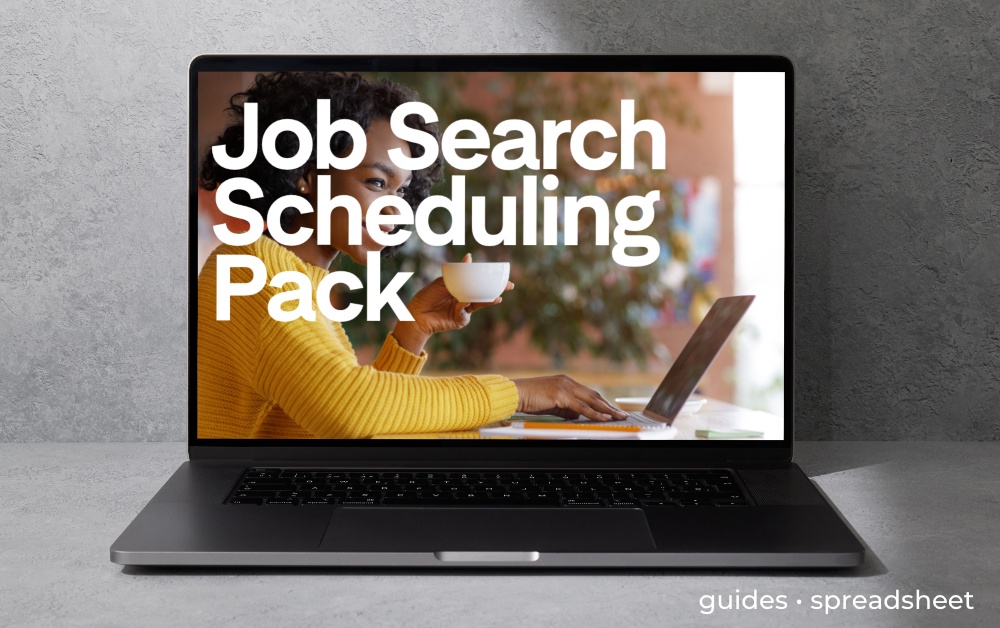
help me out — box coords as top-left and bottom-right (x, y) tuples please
(197, 236), (520, 439)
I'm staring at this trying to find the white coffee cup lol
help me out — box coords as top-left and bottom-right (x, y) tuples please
(442, 262), (511, 303)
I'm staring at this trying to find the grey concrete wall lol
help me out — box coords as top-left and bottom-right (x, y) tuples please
(0, 0), (996, 441)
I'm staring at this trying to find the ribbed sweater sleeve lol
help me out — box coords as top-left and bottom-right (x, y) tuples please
(253, 315), (519, 439)
(371, 332), (427, 374)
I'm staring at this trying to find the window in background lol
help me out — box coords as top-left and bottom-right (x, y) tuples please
(733, 72), (786, 415)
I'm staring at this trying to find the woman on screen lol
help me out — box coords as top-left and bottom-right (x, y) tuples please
(197, 71), (625, 438)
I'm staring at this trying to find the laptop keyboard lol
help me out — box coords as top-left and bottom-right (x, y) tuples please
(226, 468), (749, 507)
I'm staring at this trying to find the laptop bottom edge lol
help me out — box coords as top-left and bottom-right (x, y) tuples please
(111, 549), (864, 568)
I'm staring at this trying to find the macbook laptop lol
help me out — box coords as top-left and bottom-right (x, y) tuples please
(110, 54), (864, 568)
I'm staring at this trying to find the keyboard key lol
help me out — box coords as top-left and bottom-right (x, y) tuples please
(228, 498), (263, 505)
(233, 491), (272, 499)
(682, 486), (712, 494)
(564, 499), (604, 506)
(241, 480), (291, 489)
(607, 479), (637, 488)
(294, 481), (326, 490)
(622, 473), (650, 482)
(639, 500), (676, 507)
(344, 492), (377, 500)
(383, 497), (467, 505)
(507, 481), (534, 490)
(609, 499), (640, 507)
(246, 472), (278, 479)
(634, 492), (666, 500)
(491, 496), (552, 506)
(528, 493), (556, 500)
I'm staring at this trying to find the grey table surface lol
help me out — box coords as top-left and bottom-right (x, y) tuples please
(0, 442), (997, 627)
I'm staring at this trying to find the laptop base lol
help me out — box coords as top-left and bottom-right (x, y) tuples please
(111, 461), (865, 568)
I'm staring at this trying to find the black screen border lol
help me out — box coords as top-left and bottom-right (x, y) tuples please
(188, 54), (795, 464)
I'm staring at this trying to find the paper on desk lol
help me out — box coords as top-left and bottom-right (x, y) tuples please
(695, 429), (764, 439)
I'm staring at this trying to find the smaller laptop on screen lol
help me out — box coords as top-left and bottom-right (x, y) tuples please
(110, 53), (865, 568)
(574, 295), (753, 428)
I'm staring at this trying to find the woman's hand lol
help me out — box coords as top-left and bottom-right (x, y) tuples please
(513, 375), (629, 422)
(407, 253), (512, 336)
(393, 253), (513, 355)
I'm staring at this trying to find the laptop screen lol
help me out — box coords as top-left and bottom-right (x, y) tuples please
(191, 56), (789, 446)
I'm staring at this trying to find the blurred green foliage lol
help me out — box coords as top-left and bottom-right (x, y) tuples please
(335, 72), (707, 369)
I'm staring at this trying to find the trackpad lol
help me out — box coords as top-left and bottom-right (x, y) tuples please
(320, 508), (656, 552)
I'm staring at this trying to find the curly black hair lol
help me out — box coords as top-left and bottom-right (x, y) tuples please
(200, 71), (444, 255)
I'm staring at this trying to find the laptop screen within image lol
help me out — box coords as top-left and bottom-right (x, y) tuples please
(193, 64), (787, 442)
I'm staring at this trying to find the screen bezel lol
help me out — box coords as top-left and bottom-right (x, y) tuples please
(188, 54), (794, 463)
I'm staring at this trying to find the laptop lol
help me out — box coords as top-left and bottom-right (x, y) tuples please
(110, 54), (865, 568)
(572, 294), (754, 430)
